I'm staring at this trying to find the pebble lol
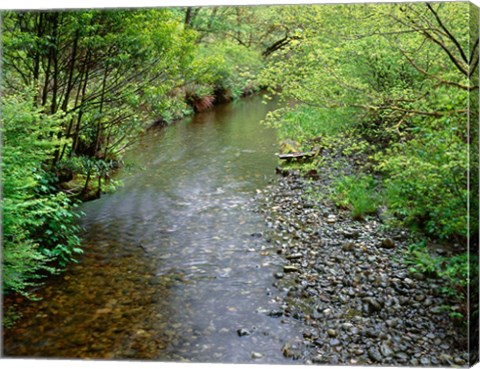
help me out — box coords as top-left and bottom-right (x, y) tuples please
(368, 347), (383, 362)
(251, 352), (263, 359)
(342, 242), (355, 252)
(258, 163), (468, 365)
(327, 329), (337, 337)
(440, 354), (453, 364)
(341, 322), (353, 330)
(380, 343), (393, 357)
(362, 297), (382, 315)
(380, 238), (395, 249)
(281, 343), (302, 359)
(326, 214), (337, 223)
(329, 338), (341, 346)
(343, 230), (360, 239)
(312, 355), (326, 363)
(286, 253), (303, 260)
(268, 310), (283, 318)
(415, 294), (425, 302)
(322, 308), (332, 315)
(395, 352), (408, 361)
(420, 357), (431, 365)
(386, 319), (397, 328)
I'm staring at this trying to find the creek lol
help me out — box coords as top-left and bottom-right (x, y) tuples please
(3, 95), (305, 363)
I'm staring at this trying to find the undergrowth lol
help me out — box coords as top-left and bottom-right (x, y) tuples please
(405, 241), (476, 322)
(331, 174), (381, 220)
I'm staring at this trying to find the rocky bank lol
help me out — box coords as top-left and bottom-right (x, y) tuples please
(255, 162), (469, 366)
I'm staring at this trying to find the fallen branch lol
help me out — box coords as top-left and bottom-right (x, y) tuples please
(276, 149), (318, 161)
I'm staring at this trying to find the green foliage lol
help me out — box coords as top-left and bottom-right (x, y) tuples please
(264, 105), (353, 145)
(261, 2), (474, 241)
(331, 174), (380, 219)
(377, 124), (468, 239)
(2, 93), (82, 295)
(2, 9), (198, 163)
(1, 7), (279, 296)
(406, 241), (476, 320)
(188, 40), (264, 100)
(35, 193), (83, 268)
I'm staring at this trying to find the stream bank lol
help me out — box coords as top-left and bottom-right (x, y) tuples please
(256, 150), (469, 365)
(2, 95), (306, 363)
(2, 94), (470, 365)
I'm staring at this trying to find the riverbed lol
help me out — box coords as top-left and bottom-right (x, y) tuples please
(3, 95), (305, 362)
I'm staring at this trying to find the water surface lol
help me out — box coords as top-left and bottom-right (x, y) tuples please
(3, 95), (304, 363)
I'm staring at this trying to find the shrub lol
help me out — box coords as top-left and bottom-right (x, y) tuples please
(189, 40), (264, 101)
(331, 174), (380, 219)
(377, 124), (468, 239)
(263, 104), (355, 149)
(405, 241), (475, 321)
(2, 93), (83, 296)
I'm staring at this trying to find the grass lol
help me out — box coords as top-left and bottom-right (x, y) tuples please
(331, 174), (381, 220)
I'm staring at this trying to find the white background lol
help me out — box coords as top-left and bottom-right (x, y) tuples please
(2, 0), (480, 10)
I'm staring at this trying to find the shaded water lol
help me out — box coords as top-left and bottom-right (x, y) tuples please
(3, 95), (304, 362)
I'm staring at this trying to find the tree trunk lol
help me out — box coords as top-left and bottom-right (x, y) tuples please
(33, 13), (44, 104)
(50, 13), (60, 115)
(185, 7), (194, 27)
(94, 64), (109, 158)
(60, 29), (80, 113)
(71, 51), (91, 157)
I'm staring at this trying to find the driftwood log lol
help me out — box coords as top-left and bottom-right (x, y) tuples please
(276, 146), (320, 162)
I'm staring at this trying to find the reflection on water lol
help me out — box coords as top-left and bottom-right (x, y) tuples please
(3, 95), (304, 363)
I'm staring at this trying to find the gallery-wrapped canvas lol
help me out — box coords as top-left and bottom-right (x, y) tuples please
(1, 1), (479, 367)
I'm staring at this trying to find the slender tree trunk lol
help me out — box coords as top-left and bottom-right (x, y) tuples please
(71, 51), (91, 157)
(97, 174), (102, 198)
(81, 170), (92, 196)
(185, 7), (194, 27)
(60, 29), (80, 112)
(94, 64), (109, 158)
(59, 66), (85, 162)
(42, 49), (52, 107)
(33, 13), (44, 104)
(50, 13), (60, 115)
(207, 7), (218, 30)
(103, 124), (114, 159)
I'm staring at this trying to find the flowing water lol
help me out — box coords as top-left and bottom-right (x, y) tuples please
(3, 95), (305, 363)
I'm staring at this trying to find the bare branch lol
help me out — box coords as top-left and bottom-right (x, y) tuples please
(398, 46), (475, 91)
(421, 29), (468, 76)
(469, 37), (479, 64)
(387, 6), (469, 76)
(426, 3), (468, 64)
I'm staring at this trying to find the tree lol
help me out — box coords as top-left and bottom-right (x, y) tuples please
(261, 2), (476, 240)
(1, 8), (199, 294)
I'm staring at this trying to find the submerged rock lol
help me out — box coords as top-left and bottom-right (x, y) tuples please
(237, 328), (251, 337)
(281, 342), (302, 359)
